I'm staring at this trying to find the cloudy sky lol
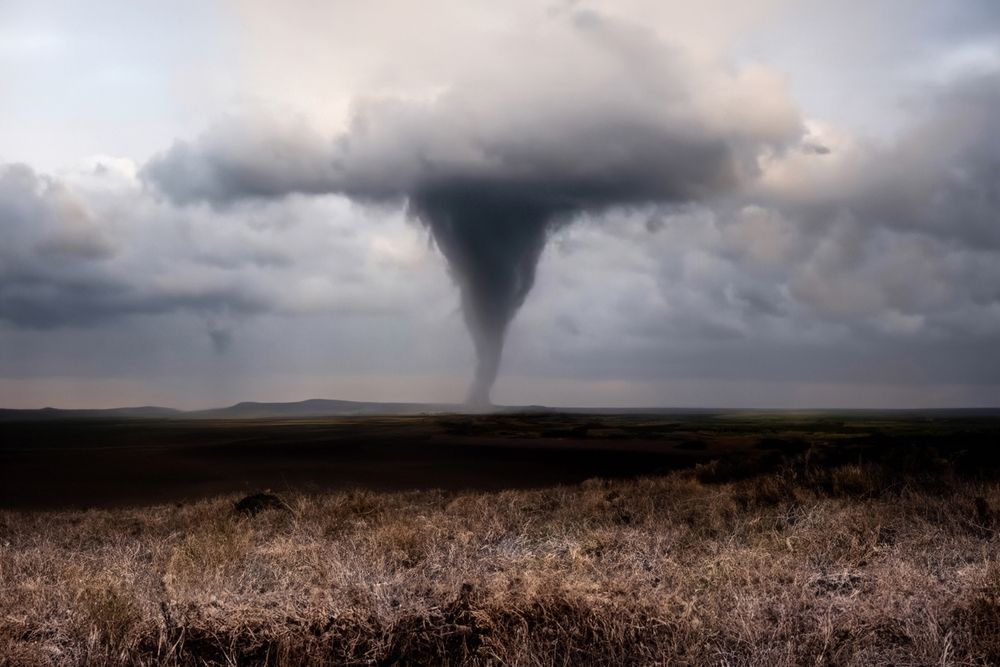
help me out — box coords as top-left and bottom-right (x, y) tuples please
(1, 0), (999, 409)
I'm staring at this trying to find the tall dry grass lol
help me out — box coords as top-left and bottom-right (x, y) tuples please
(2, 461), (1000, 665)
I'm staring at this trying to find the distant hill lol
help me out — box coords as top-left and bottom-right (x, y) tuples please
(0, 406), (181, 421)
(185, 398), (463, 419)
(178, 399), (727, 419)
(0, 399), (997, 421)
(0, 399), (459, 421)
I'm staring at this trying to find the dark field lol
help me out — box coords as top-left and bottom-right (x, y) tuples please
(0, 413), (716, 509)
(4, 411), (1000, 665)
(4, 411), (1000, 510)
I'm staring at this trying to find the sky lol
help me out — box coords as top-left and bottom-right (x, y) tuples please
(1, 0), (999, 409)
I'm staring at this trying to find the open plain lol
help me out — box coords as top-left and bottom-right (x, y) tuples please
(3, 411), (1000, 665)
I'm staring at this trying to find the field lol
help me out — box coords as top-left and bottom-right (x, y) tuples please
(3, 412), (1000, 665)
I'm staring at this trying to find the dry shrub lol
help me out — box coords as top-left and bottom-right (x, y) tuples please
(733, 473), (800, 508)
(476, 588), (671, 665)
(4, 468), (1000, 665)
(370, 518), (435, 569)
(74, 580), (148, 660)
(954, 560), (1000, 663)
(827, 464), (882, 497)
(0, 642), (53, 667)
(163, 515), (252, 597)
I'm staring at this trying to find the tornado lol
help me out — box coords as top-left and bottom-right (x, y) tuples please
(142, 10), (804, 406)
(410, 185), (558, 405)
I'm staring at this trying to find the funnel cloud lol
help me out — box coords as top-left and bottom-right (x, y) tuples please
(143, 11), (803, 403)
(409, 186), (553, 405)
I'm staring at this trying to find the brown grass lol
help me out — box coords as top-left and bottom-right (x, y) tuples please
(2, 463), (1000, 665)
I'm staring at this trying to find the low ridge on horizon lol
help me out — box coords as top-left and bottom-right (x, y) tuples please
(2, 397), (999, 421)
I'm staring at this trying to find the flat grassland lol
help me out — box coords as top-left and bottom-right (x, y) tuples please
(2, 412), (1000, 665)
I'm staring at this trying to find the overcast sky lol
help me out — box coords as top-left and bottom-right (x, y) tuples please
(1, 0), (999, 409)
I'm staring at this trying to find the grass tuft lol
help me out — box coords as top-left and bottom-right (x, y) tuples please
(4, 453), (1000, 664)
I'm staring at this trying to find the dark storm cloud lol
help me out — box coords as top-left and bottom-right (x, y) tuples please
(143, 10), (803, 403)
(0, 163), (269, 329)
(141, 118), (342, 206)
(737, 71), (1000, 327)
(479, 66), (1000, 398)
(765, 72), (1000, 248)
(849, 73), (1000, 249)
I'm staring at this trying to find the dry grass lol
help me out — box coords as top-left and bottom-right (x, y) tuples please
(2, 461), (1000, 665)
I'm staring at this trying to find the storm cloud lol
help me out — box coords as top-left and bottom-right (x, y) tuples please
(144, 11), (803, 403)
(3, 1), (1000, 409)
(740, 70), (1000, 333)
(0, 160), (430, 346)
(0, 162), (268, 330)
